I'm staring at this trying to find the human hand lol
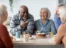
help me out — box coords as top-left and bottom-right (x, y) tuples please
(20, 21), (28, 28)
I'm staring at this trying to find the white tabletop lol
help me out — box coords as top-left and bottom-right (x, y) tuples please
(13, 35), (56, 45)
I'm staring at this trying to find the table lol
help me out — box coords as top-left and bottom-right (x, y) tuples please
(13, 35), (64, 48)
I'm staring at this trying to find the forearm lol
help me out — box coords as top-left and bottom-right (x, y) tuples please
(10, 25), (24, 35)
(26, 22), (34, 34)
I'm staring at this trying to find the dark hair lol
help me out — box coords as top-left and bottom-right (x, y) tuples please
(20, 5), (28, 12)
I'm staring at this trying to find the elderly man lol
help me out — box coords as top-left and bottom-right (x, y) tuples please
(54, 4), (65, 31)
(10, 5), (34, 35)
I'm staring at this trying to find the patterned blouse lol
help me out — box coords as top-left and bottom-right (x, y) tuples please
(34, 19), (57, 35)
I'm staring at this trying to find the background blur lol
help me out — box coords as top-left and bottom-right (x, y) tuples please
(0, 0), (66, 35)
(0, 0), (66, 20)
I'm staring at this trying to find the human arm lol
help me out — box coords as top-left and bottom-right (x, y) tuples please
(10, 16), (24, 35)
(25, 19), (34, 34)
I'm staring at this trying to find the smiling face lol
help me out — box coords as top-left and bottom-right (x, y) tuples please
(19, 6), (28, 20)
(40, 9), (48, 20)
(56, 4), (65, 17)
(56, 6), (60, 17)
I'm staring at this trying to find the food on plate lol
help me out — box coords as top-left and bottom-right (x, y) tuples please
(36, 32), (46, 38)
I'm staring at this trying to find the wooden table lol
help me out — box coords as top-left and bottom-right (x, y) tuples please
(13, 35), (64, 48)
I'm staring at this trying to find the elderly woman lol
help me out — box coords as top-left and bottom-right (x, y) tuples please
(34, 8), (56, 35)
(0, 5), (13, 48)
(54, 6), (66, 48)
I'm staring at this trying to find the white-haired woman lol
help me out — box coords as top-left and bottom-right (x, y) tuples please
(34, 8), (56, 34)
(0, 5), (13, 48)
(54, 6), (66, 48)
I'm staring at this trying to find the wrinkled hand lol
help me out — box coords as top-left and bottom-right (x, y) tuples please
(20, 21), (29, 28)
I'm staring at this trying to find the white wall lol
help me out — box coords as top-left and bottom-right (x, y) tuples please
(0, 0), (13, 17)
(13, 0), (58, 20)
(0, 0), (58, 20)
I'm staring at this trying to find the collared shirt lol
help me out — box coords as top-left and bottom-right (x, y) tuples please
(10, 13), (34, 35)
(54, 14), (62, 31)
(34, 19), (57, 35)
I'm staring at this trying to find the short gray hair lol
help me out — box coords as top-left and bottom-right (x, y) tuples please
(58, 3), (65, 7)
(0, 4), (7, 16)
(40, 7), (51, 18)
(59, 5), (66, 22)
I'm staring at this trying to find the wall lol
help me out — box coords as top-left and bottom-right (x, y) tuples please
(0, 0), (58, 20)
(13, 0), (58, 20)
(0, 0), (14, 17)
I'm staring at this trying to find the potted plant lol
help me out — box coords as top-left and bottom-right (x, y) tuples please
(9, 0), (13, 12)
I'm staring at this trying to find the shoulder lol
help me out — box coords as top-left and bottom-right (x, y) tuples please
(28, 13), (34, 20)
(48, 19), (54, 23)
(47, 19), (55, 26)
(34, 19), (40, 23)
(58, 24), (66, 32)
(57, 24), (66, 35)
(54, 14), (60, 20)
(34, 19), (40, 26)
(0, 24), (9, 37)
(12, 13), (19, 20)
(54, 14), (57, 17)
(0, 24), (7, 31)
(28, 13), (33, 17)
(54, 14), (58, 18)
(0, 24), (6, 28)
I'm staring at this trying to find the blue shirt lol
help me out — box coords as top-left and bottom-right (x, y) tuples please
(54, 14), (62, 31)
(34, 19), (57, 35)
